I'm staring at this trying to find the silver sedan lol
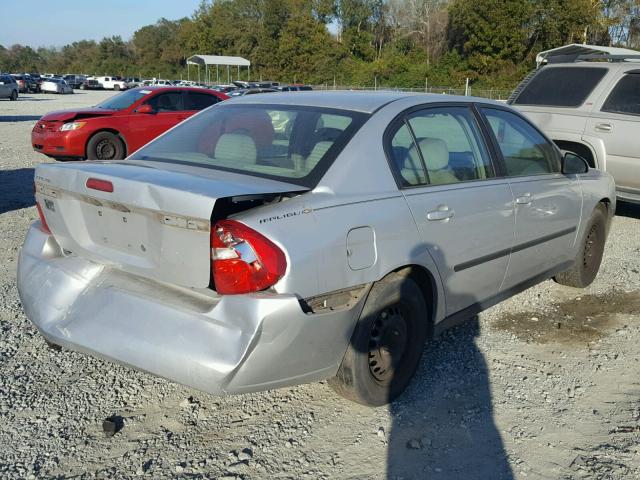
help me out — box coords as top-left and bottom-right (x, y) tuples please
(40, 78), (73, 94)
(18, 92), (615, 406)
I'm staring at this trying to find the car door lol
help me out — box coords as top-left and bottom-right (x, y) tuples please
(585, 70), (640, 198)
(0, 76), (9, 97)
(479, 107), (582, 291)
(389, 105), (515, 316)
(129, 91), (185, 151)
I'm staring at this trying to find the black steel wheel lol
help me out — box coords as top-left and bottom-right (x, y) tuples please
(86, 132), (125, 160)
(329, 272), (429, 406)
(554, 204), (607, 288)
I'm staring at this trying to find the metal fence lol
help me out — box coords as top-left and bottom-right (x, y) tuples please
(311, 84), (513, 101)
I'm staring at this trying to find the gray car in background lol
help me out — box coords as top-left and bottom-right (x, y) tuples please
(18, 92), (615, 406)
(0, 74), (19, 100)
(510, 56), (640, 204)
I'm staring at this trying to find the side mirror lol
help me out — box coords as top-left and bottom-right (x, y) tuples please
(561, 152), (589, 175)
(136, 104), (155, 114)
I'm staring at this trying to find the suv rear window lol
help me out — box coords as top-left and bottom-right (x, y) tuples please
(512, 67), (607, 107)
(130, 104), (368, 188)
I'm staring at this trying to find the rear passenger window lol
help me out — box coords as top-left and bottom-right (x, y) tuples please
(481, 108), (560, 176)
(512, 67), (607, 107)
(389, 107), (494, 187)
(601, 74), (640, 116)
(184, 92), (220, 110)
(146, 92), (182, 112)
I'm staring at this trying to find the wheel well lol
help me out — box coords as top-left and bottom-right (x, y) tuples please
(554, 140), (596, 168)
(85, 129), (127, 158)
(393, 265), (437, 338)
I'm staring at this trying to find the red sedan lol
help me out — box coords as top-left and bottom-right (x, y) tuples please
(32, 87), (229, 161)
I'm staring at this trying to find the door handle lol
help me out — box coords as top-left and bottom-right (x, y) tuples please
(427, 205), (455, 221)
(515, 193), (532, 205)
(595, 122), (613, 132)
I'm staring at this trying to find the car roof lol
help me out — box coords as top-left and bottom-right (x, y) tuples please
(540, 61), (640, 70)
(130, 86), (218, 93)
(227, 90), (503, 113)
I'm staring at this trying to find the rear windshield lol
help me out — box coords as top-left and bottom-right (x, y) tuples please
(130, 104), (368, 187)
(512, 67), (607, 107)
(95, 88), (151, 110)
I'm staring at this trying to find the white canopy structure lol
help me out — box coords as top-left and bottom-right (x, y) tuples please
(186, 55), (251, 84)
(536, 44), (640, 67)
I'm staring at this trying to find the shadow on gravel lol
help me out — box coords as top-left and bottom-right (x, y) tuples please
(616, 201), (640, 219)
(386, 317), (513, 479)
(0, 115), (42, 122)
(0, 168), (35, 214)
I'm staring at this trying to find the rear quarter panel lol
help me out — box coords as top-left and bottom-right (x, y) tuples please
(236, 98), (449, 323)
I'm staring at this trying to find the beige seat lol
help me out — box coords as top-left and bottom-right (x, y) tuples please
(407, 138), (458, 185)
(401, 146), (428, 185)
(214, 133), (257, 167)
(292, 141), (333, 175)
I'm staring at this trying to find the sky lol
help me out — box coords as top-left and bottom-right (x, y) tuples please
(0, 1), (203, 48)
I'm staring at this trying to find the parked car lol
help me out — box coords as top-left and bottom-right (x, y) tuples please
(93, 76), (129, 90)
(149, 79), (173, 87)
(233, 80), (279, 88)
(79, 79), (103, 90)
(275, 84), (313, 92)
(228, 87), (276, 96)
(28, 73), (43, 92)
(32, 86), (228, 160)
(20, 92), (615, 406)
(211, 84), (238, 93)
(11, 74), (28, 93)
(63, 74), (87, 89)
(509, 55), (640, 203)
(124, 77), (143, 87)
(40, 78), (74, 94)
(0, 74), (18, 100)
(23, 74), (41, 93)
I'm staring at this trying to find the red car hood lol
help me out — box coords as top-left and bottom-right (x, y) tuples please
(40, 108), (117, 122)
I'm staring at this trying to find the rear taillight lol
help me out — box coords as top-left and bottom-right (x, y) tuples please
(35, 202), (51, 234)
(211, 220), (286, 295)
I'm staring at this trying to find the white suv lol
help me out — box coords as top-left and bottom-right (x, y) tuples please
(509, 57), (640, 203)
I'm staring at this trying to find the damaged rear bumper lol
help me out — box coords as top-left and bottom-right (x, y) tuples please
(17, 224), (364, 395)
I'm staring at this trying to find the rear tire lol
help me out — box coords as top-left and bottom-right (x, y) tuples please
(329, 272), (429, 406)
(86, 132), (125, 160)
(10, 90), (17, 101)
(114, 84), (120, 91)
(554, 204), (607, 288)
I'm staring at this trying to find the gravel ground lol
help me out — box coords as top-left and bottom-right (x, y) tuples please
(0, 91), (639, 480)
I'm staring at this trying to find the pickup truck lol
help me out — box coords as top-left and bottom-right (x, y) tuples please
(509, 57), (640, 204)
(93, 76), (129, 91)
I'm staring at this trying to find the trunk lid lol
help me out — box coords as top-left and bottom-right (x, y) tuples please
(34, 161), (306, 289)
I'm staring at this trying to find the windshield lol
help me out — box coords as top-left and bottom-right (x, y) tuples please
(95, 88), (152, 110)
(130, 104), (368, 188)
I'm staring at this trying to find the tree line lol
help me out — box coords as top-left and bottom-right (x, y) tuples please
(1, 0), (639, 89)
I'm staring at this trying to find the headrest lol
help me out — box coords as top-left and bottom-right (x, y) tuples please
(214, 133), (257, 163)
(417, 138), (449, 171)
